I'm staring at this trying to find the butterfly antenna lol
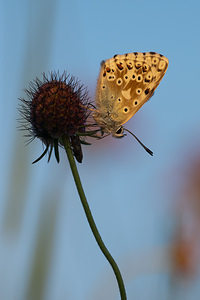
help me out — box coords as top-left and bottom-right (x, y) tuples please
(124, 128), (153, 156)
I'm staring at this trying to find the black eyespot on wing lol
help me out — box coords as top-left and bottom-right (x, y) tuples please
(117, 63), (123, 70)
(149, 51), (156, 54)
(127, 63), (133, 70)
(117, 79), (122, 84)
(144, 88), (150, 95)
(113, 54), (118, 59)
(135, 63), (142, 69)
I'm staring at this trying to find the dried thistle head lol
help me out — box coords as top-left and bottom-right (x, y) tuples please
(19, 71), (92, 163)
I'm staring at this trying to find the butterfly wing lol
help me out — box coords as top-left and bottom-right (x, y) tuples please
(96, 52), (168, 127)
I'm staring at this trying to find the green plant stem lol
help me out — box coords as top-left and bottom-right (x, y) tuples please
(62, 136), (127, 300)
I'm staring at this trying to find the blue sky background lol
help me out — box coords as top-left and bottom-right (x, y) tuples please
(1, 0), (200, 299)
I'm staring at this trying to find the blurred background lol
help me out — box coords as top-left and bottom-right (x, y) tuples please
(1, 0), (200, 299)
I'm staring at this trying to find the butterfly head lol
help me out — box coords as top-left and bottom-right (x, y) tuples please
(93, 111), (125, 138)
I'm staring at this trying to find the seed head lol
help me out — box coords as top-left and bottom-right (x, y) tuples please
(19, 71), (91, 163)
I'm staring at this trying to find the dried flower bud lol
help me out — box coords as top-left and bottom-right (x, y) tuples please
(70, 135), (83, 163)
(19, 71), (91, 163)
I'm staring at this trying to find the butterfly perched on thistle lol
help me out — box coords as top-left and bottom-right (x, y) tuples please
(92, 52), (168, 155)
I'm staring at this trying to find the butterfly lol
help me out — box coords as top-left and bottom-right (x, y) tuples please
(93, 52), (168, 155)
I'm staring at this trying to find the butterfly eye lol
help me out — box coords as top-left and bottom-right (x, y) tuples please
(114, 126), (125, 138)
